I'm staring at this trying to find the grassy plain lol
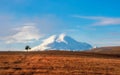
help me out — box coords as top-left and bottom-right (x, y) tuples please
(0, 49), (120, 75)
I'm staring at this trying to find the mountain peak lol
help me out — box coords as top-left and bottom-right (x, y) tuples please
(31, 34), (93, 51)
(59, 33), (66, 38)
(56, 33), (68, 44)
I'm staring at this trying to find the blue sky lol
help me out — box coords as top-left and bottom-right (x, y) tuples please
(0, 0), (120, 50)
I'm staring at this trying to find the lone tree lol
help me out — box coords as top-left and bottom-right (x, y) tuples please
(25, 45), (31, 52)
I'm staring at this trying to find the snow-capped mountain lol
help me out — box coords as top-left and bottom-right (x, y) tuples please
(31, 34), (93, 51)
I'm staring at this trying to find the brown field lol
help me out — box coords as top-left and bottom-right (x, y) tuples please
(0, 49), (120, 75)
(90, 46), (120, 54)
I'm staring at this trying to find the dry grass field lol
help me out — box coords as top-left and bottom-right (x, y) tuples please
(0, 48), (120, 75)
(90, 46), (120, 54)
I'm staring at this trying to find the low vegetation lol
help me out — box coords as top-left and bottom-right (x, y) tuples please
(0, 50), (120, 75)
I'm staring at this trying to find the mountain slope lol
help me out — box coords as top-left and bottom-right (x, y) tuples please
(31, 34), (93, 51)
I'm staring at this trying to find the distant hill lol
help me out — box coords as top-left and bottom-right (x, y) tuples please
(89, 46), (120, 54)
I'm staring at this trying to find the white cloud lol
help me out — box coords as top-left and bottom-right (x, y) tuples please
(4, 25), (43, 44)
(0, 14), (65, 36)
(0, 14), (65, 43)
(72, 15), (120, 26)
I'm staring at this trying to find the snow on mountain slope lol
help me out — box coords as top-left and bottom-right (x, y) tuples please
(31, 34), (93, 51)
